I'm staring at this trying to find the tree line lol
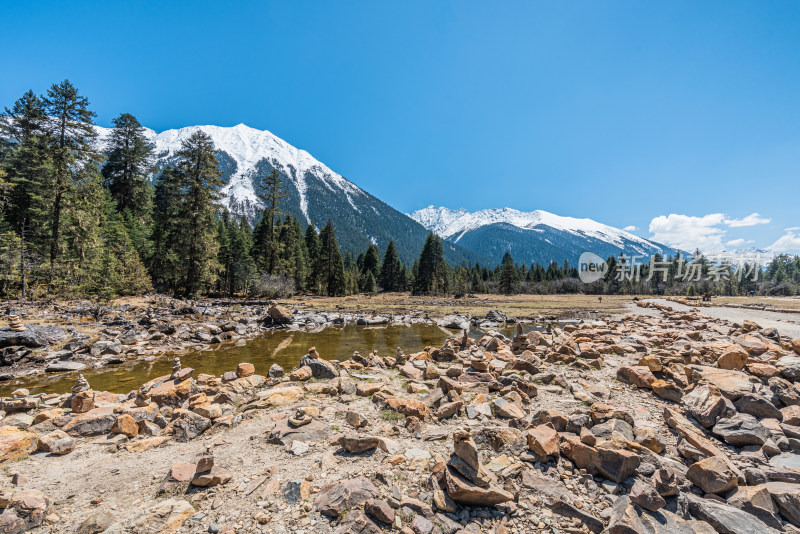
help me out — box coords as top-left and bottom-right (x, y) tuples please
(1, 81), (797, 300)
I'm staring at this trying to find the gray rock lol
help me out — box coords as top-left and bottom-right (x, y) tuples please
(314, 477), (379, 517)
(776, 356), (800, 381)
(591, 418), (634, 442)
(172, 411), (211, 442)
(734, 393), (783, 421)
(0, 325), (67, 348)
(437, 315), (470, 331)
(712, 413), (770, 446)
(45, 360), (86, 373)
(686, 493), (780, 534)
(298, 354), (338, 379)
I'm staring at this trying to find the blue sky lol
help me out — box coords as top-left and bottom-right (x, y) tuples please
(2, 1), (799, 253)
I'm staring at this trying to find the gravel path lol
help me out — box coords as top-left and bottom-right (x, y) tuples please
(627, 298), (800, 339)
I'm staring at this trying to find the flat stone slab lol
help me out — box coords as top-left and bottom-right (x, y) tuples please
(0, 325), (67, 348)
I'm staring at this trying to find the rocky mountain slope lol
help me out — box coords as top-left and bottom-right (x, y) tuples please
(411, 206), (680, 266)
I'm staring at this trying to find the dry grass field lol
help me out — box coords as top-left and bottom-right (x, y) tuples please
(282, 292), (636, 319)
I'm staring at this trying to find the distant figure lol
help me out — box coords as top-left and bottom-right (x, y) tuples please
(598, 297), (602, 304)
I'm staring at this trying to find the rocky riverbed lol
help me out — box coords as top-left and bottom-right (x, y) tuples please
(0, 298), (484, 385)
(0, 299), (800, 533)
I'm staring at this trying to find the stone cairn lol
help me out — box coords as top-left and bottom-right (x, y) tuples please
(170, 357), (181, 379)
(307, 346), (319, 359)
(395, 346), (406, 365)
(134, 384), (151, 407)
(288, 407), (312, 428)
(71, 374), (90, 395)
(70, 374), (94, 413)
(7, 315), (25, 332)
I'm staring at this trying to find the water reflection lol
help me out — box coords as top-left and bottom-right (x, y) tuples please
(1, 323), (541, 396)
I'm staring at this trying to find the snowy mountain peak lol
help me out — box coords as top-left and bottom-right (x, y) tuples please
(410, 206), (656, 248)
(94, 123), (365, 221)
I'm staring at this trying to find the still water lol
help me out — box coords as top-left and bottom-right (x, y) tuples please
(1, 323), (531, 396)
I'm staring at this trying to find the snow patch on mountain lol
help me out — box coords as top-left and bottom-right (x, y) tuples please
(94, 123), (365, 222)
(411, 206), (660, 251)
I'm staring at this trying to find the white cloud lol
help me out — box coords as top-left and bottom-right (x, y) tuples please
(785, 226), (800, 232)
(767, 230), (800, 253)
(648, 213), (728, 252)
(724, 213), (771, 227)
(725, 238), (753, 247)
(623, 225), (637, 232)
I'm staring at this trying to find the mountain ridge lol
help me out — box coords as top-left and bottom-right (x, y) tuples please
(411, 205), (681, 266)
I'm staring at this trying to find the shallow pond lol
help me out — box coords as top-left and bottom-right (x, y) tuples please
(1, 323), (545, 396)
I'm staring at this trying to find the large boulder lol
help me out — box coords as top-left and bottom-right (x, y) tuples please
(686, 457), (738, 494)
(734, 393), (783, 421)
(686, 366), (753, 400)
(763, 482), (800, 527)
(607, 495), (705, 534)
(0, 325), (67, 348)
(266, 306), (293, 325)
(147, 377), (193, 408)
(298, 354), (338, 379)
(616, 366), (656, 388)
(711, 413), (770, 447)
(682, 384), (730, 428)
(685, 493), (780, 534)
(62, 408), (118, 437)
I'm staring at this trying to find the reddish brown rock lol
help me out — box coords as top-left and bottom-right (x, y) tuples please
(111, 414), (139, 438)
(70, 390), (95, 413)
(616, 366), (656, 388)
(686, 456), (738, 495)
(718, 346), (748, 371)
(236, 362), (255, 378)
(526, 425), (559, 457)
(0, 426), (38, 464)
(386, 397), (429, 419)
(290, 366), (312, 381)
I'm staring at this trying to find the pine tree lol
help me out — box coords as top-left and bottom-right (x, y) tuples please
(102, 113), (154, 214)
(173, 131), (224, 297)
(413, 232), (449, 295)
(317, 220), (346, 296)
(360, 243), (381, 292)
(499, 252), (517, 294)
(379, 240), (403, 292)
(256, 169), (287, 274)
(2, 90), (51, 248)
(304, 223), (321, 292)
(42, 80), (98, 267)
(150, 166), (181, 291)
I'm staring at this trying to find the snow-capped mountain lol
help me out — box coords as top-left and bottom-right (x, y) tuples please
(95, 123), (365, 222)
(411, 206), (680, 266)
(93, 124), (481, 266)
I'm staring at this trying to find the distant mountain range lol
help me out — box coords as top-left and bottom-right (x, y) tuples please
(410, 206), (681, 266)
